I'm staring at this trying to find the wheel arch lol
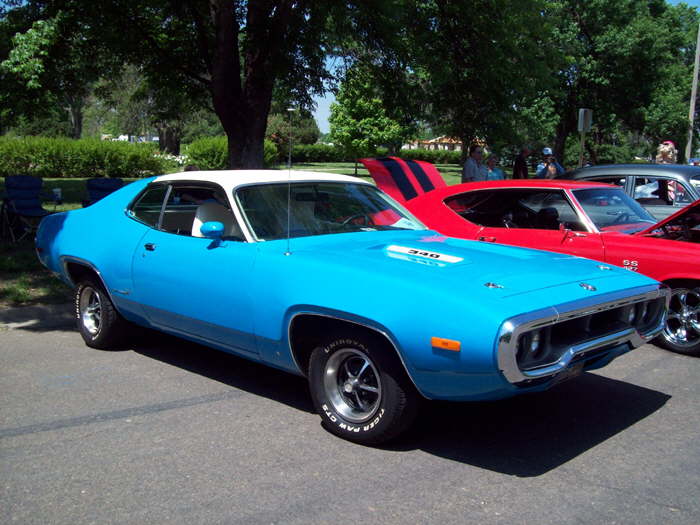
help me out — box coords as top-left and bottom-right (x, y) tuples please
(287, 312), (427, 398)
(661, 277), (700, 289)
(62, 257), (119, 309)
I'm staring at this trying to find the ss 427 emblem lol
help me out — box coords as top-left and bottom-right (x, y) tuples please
(622, 259), (639, 272)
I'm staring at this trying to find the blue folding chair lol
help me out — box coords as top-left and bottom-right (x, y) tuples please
(1, 175), (56, 243)
(82, 178), (123, 207)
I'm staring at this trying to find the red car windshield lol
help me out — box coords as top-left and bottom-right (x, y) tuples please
(573, 188), (657, 233)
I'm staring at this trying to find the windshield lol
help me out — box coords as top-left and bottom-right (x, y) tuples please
(573, 188), (657, 233)
(236, 182), (426, 240)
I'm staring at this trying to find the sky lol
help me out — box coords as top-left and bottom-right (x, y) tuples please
(312, 0), (700, 135)
(312, 93), (333, 135)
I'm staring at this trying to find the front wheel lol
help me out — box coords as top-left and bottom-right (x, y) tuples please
(75, 277), (130, 349)
(308, 332), (419, 444)
(656, 286), (700, 356)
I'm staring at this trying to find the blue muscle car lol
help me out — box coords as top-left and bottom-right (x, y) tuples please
(36, 170), (669, 444)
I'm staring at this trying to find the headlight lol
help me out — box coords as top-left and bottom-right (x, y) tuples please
(639, 302), (648, 323)
(529, 330), (541, 353)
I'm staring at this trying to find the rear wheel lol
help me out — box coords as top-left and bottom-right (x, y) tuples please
(75, 276), (129, 349)
(656, 285), (700, 356)
(308, 331), (420, 444)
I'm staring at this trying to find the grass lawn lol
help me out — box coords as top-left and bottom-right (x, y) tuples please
(0, 238), (73, 306)
(1, 161), (462, 306)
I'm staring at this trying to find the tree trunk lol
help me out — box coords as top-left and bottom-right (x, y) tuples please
(207, 0), (288, 169)
(65, 95), (84, 139)
(554, 110), (576, 168)
(223, 106), (271, 168)
(157, 123), (182, 155)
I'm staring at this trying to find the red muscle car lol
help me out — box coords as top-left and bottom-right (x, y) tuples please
(362, 157), (700, 356)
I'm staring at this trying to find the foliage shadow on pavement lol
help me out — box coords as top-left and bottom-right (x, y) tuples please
(394, 372), (670, 477)
(0, 303), (74, 332)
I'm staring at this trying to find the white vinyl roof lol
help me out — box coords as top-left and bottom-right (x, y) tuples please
(154, 170), (371, 194)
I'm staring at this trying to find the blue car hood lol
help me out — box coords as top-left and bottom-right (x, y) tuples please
(280, 230), (650, 301)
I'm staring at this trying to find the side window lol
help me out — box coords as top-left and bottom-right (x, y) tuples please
(162, 184), (242, 240)
(128, 184), (168, 227)
(634, 177), (688, 205)
(160, 185), (223, 235)
(445, 189), (584, 231)
(671, 182), (693, 204)
(518, 191), (585, 231)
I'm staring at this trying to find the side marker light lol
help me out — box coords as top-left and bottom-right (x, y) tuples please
(431, 337), (461, 352)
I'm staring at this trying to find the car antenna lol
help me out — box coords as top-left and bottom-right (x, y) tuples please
(285, 106), (296, 256)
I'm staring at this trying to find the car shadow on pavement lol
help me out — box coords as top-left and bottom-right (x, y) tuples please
(130, 330), (316, 414)
(129, 331), (671, 477)
(394, 372), (671, 477)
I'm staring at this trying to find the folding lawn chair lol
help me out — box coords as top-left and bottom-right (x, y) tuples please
(1, 175), (56, 243)
(82, 177), (123, 207)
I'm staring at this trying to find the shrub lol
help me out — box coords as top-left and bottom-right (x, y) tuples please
(185, 137), (278, 168)
(0, 137), (170, 178)
(396, 148), (461, 165)
(263, 139), (279, 167)
(291, 144), (348, 163)
(185, 136), (228, 170)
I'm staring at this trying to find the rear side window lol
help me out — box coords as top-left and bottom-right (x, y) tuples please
(128, 184), (168, 227)
(445, 189), (585, 231)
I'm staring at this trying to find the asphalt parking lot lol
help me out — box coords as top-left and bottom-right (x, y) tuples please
(1, 303), (699, 525)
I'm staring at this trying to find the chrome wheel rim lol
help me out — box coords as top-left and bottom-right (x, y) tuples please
(324, 348), (381, 424)
(79, 286), (102, 336)
(663, 288), (700, 348)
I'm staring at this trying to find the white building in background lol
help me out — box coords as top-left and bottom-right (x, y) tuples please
(402, 136), (463, 151)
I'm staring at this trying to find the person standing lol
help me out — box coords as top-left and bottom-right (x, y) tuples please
(655, 141), (677, 164)
(512, 146), (531, 179)
(535, 147), (565, 178)
(485, 155), (505, 180)
(462, 144), (487, 182)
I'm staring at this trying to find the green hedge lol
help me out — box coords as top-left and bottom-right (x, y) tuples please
(185, 139), (462, 166)
(0, 137), (173, 178)
(395, 148), (462, 164)
(286, 145), (461, 164)
(290, 144), (348, 163)
(186, 137), (279, 169)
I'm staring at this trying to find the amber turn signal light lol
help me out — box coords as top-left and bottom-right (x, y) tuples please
(431, 337), (461, 352)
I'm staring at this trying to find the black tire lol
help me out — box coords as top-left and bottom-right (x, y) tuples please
(75, 276), (129, 349)
(655, 284), (700, 357)
(308, 331), (420, 445)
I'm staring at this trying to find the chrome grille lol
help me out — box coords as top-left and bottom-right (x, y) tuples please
(498, 285), (670, 384)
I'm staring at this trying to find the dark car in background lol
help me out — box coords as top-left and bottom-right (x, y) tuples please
(560, 164), (700, 219)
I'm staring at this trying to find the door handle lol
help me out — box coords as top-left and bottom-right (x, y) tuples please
(144, 243), (156, 251)
(478, 236), (497, 242)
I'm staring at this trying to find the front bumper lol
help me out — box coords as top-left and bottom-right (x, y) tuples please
(497, 284), (670, 385)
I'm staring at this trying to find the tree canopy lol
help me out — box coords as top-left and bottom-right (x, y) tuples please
(1, 0), (699, 167)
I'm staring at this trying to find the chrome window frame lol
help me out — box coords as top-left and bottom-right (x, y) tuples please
(569, 186), (657, 233)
